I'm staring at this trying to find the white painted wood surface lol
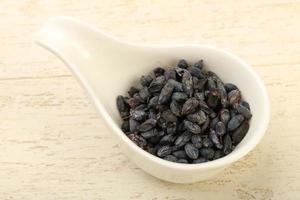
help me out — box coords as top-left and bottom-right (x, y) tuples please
(0, 0), (299, 199)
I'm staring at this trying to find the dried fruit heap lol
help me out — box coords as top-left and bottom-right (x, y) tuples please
(117, 59), (252, 164)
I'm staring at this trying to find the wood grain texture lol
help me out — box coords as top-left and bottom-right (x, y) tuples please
(0, 0), (299, 199)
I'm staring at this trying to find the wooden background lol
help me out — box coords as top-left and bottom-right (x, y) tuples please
(0, 0), (299, 199)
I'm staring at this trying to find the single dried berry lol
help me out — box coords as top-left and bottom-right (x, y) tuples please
(159, 134), (176, 145)
(148, 96), (159, 108)
(223, 134), (233, 155)
(148, 76), (166, 93)
(228, 89), (241, 105)
(164, 68), (176, 80)
(234, 103), (252, 119)
(139, 87), (151, 101)
(225, 83), (238, 92)
(164, 155), (177, 162)
(174, 131), (192, 147)
(129, 118), (140, 132)
(138, 119), (157, 132)
(200, 148), (215, 160)
(168, 79), (183, 92)
(141, 129), (158, 139)
(157, 145), (173, 157)
(209, 130), (223, 149)
(117, 95), (128, 113)
(202, 137), (213, 148)
(181, 98), (199, 115)
(148, 131), (165, 144)
(184, 120), (201, 134)
(220, 109), (230, 125)
(191, 134), (202, 148)
(231, 121), (249, 144)
(128, 133), (147, 149)
(153, 67), (165, 77)
(182, 70), (193, 97)
(158, 81), (174, 104)
(177, 59), (189, 69)
(207, 77), (217, 90)
(170, 100), (182, 116)
(201, 118), (210, 133)
(121, 120), (130, 133)
(198, 100), (214, 115)
(194, 92), (205, 101)
(187, 110), (207, 125)
(217, 80), (228, 108)
(185, 143), (199, 159)
(162, 110), (177, 122)
(215, 121), (226, 136)
(172, 92), (188, 102)
(189, 66), (203, 78)
(140, 75), (153, 86)
(172, 150), (187, 159)
(210, 117), (219, 129)
(214, 150), (224, 159)
(130, 110), (147, 121)
(227, 114), (244, 131)
(240, 100), (250, 110)
(193, 60), (204, 70)
(207, 89), (220, 109)
(193, 77), (207, 90)
(127, 97), (141, 108)
(128, 87), (139, 97)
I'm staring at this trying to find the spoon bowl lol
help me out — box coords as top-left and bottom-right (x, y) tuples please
(36, 17), (270, 183)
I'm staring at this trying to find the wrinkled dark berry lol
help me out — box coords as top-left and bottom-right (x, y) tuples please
(201, 118), (210, 132)
(227, 114), (244, 131)
(153, 67), (165, 77)
(162, 110), (177, 122)
(193, 60), (204, 70)
(148, 108), (157, 119)
(164, 155), (177, 162)
(200, 148), (215, 160)
(209, 130), (223, 149)
(184, 120), (201, 134)
(220, 109), (230, 125)
(225, 83), (238, 92)
(231, 121), (249, 144)
(189, 67), (203, 78)
(174, 131), (192, 147)
(148, 96), (159, 108)
(157, 145), (172, 157)
(148, 131), (165, 144)
(168, 79), (183, 92)
(158, 81), (174, 105)
(207, 77), (217, 90)
(240, 100), (250, 110)
(138, 119), (157, 132)
(128, 87), (139, 97)
(148, 76), (166, 93)
(234, 103), (252, 119)
(127, 97), (141, 108)
(187, 110), (207, 125)
(182, 70), (193, 97)
(217, 80), (228, 108)
(170, 100), (182, 116)
(191, 134), (202, 148)
(207, 89), (220, 109)
(172, 92), (188, 102)
(164, 68), (176, 80)
(141, 129), (158, 139)
(139, 87), (151, 101)
(172, 150), (187, 159)
(129, 118), (140, 132)
(182, 98), (199, 115)
(130, 110), (147, 121)
(185, 143), (199, 159)
(194, 92), (205, 101)
(193, 77), (207, 91)
(177, 59), (189, 69)
(166, 122), (177, 134)
(210, 117), (219, 129)
(228, 89), (241, 105)
(202, 137), (213, 148)
(128, 133), (147, 149)
(117, 95), (128, 113)
(215, 121), (226, 136)
(223, 134), (233, 155)
(214, 150), (224, 159)
(121, 120), (130, 133)
(140, 75), (153, 86)
(159, 134), (176, 145)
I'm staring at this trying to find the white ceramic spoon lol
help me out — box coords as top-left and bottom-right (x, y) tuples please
(36, 16), (270, 183)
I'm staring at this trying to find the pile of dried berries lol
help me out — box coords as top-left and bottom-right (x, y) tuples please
(116, 59), (252, 164)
